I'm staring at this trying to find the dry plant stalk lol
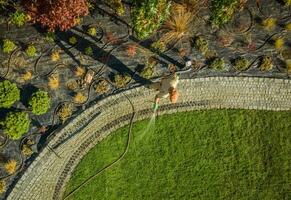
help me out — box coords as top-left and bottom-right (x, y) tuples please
(74, 92), (86, 104)
(57, 103), (73, 124)
(159, 0), (207, 46)
(159, 3), (194, 45)
(48, 74), (60, 90)
(4, 159), (17, 175)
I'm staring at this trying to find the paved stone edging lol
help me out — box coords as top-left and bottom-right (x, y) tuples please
(7, 77), (291, 200)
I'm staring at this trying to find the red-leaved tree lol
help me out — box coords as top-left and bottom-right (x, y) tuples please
(23, 0), (89, 31)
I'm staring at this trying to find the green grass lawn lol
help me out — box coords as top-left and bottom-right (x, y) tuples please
(65, 110), (291, 200)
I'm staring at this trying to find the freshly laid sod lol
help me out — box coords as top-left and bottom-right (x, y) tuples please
(65, 110), (291, 200)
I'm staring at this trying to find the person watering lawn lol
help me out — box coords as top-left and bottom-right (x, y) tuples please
(151, 71), (179, 110)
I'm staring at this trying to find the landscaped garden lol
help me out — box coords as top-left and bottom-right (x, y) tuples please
(0, 0), (290, 198)
(64, 110), (291, 200)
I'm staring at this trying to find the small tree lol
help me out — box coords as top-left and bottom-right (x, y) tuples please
(131, 0), (171, 39)
(28, 90), (51, 115)
(24, 0), (89, 31)
(1, 112), (30, 140)
(0, 80), (20, 108)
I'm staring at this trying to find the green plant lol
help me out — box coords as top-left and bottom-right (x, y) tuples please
(262, 18), (277, 30)
(0, 0), (9, 9)
(259, 56), (273, 71)
(1, 112), (30, 140)
(28, 90), (51, 115)
(87, 27), (97, 36)
(210, 0), (239, 26)
(25, 45), (37, 57)
(194, 36), (208, 54)
(274, 38), (284, 50)
(0, 80), (20, 108)
(151, 41), (166, 52)
(45, 32), (56, 42)
(0, 180), (6, 194)
(284, 0), (291, 6)
(114, 74), (131, 88)
(1, 39), (16, 53)
(131, 0), (171, 39)
(85, 46), (93, 56)
(69, 36), (78, 45)
(210, 58), (225, 70)
(21, 144), (34, 156)
(9, 10), (29, 27)
(110, 0), (125, 15)
(95, 80), (110, 94)
(234, 57), (250, 71)
(140, 59), (156, 79)
(140, 66), (155, 79)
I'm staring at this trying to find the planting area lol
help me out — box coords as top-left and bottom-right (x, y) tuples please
(65, 110), (291, 200)
(0, 0), (290, 198)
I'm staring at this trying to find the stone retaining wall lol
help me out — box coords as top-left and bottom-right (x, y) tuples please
(7, 77), (291, 200)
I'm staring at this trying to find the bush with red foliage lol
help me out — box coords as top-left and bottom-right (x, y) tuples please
(23, 0), (89, 31)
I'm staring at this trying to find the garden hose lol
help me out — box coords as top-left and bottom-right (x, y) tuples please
(62, 93), (136, 200)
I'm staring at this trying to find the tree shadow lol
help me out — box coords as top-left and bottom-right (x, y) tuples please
(55, 28), (152, 85)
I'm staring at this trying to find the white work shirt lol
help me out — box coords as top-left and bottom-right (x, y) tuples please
(156, 74), (179, 99)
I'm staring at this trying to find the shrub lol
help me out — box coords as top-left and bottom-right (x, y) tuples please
(0, 181), (6, 194)
(151, 41), (166, 52)
(69, 36), (78, 45)
(9, 10), (29, 27)
(0, 0), (9, 9)
(159, 3), (193, 46)
(25, 45), (37, 57)
(284, 0), (291, 6)
(51, 51), (60, 61)
(126, 44), (137, 57)
(1, 39), (16, 54)
(57, 103), (73, 124)
(259, 56), (273, 71)
(110, 0), (125, 15)
(140, 59), (156, 79)
(233, 57), (250, 71)
(45, 32), (56, 43)
(4, 159), (17, 174)
(85, 46), (93, 56)
(140, 66), (155, 79)
(210, 0), (239, 26)
(48, 74), (60, 90)
(194, 36), (208, 55)
(262, 18), (277, 30)
(75, 66), (85, 77)
(21, 144), (34, 156)
(274, 38), (284, 50)
(1, 112), (30, 140)
(114, 74), (131, 88)
(210, 58), (225, 70)
(131, 0), (171, 39)
(95, 80), (109, 94)
(28, 90), (51, 115)
(0, 80), (20, 108)
(21, 71), (33, 81)
(74, 92), (86, 104)
(24, 0), (89, 31)
(285, 23), (291, 31)
(87, 27), (97, 36)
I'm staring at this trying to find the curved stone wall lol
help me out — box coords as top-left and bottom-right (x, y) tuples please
(7, 77), (291, 200)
